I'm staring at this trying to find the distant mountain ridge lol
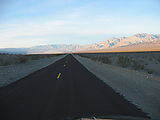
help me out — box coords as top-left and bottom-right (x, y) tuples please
(0, 33), (160, 54)
(86, 33), (160, 49)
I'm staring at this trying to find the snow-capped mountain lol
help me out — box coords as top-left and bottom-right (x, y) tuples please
(84, 33), (160, 50)
(0, 33), (160, 54)
(27, 44), (82, 54)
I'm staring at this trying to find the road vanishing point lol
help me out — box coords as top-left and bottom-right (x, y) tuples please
(0, 54), (149, 120)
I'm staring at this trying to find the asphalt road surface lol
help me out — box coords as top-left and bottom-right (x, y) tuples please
(0, 54), (149, 120)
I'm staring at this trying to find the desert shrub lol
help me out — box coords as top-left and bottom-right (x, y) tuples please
(149, 57), (153, 61)
(0, 59), (11, 66)
(87, 56), (95, 60)
(116, 56), (145, 70)
(145, 63), (148, 65)
(99, 57), (111, 64)
(132, 61), (144, 70)
(46, 54), (53, 58)
(0, 58), (3, 65)
(117, 56), (131, 67)
(0, 56), (14, 66)
(0, 54), (57, 66)
(78, 54), (111, 64)
(78, 53), (159, 75)
(145, 69), (154, 74)
(31, 56), (41, 60)
(16, 56), (28, 63)
(2, 61), (12, 66)
(157, 56), (160, 63)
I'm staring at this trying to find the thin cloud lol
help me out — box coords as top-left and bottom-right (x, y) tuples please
(0, 0), (160, 48)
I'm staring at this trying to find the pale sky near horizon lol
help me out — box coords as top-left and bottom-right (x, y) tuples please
(0, 0), (160, 48)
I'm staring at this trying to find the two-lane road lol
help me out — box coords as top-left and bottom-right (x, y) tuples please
(0, 55), (149, 120)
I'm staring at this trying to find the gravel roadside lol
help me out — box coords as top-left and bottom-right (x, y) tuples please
(0, 55), (65, 87)
(74, 55), (160, 120)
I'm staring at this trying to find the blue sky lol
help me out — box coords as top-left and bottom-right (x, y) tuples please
(0, 0), (160, 48)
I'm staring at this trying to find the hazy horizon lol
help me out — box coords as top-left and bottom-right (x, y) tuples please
(0, 0), (160, 48)
(0, 33), (159, 49)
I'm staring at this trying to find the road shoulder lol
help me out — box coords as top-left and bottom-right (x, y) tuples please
(0, 55), (66, 87)
(74, 55), (160, 120)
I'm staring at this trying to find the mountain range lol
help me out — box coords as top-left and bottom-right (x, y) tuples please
(0, 33), (160, 54)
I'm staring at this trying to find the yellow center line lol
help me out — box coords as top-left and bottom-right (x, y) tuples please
(57, 73), (61, 79)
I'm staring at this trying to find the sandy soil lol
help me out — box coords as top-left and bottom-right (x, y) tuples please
(74, 55), (160, 120)
(0, 55), (65, 87)
(77, 52), (160, 76)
